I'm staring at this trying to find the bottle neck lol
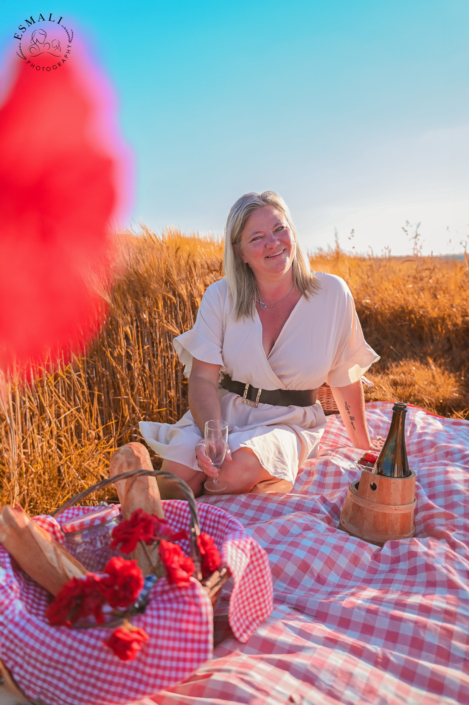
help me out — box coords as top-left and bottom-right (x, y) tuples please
(374, 405), (411, 478)
(393, 412), (407, 474)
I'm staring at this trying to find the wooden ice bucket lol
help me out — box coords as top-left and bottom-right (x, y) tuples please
(339, 468), (416, 546)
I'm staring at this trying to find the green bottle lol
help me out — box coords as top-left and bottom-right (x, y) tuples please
(373, 403), (411, 478)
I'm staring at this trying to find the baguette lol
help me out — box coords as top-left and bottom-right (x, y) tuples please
(0, 504), (86, 595)
(109, 442), (164, 575)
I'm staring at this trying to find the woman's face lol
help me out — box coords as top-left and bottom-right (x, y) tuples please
(237, 206), (296, 281)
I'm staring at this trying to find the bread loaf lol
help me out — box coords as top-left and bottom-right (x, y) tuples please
(0, 504), (87, 595)
(109, 442), (164, 574)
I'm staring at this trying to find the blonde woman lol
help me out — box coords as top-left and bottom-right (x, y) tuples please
(140, 191), (379, 497)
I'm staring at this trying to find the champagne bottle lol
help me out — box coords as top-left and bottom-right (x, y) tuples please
(373, 402), (411, 478)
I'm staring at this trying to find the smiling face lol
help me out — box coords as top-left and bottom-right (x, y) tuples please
(237, 206), (296, 282)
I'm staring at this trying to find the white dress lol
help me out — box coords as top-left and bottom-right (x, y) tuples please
(140, 273), (380, 484)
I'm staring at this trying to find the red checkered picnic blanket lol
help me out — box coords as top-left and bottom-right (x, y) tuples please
(0, 501), (273, 705)
(141, 402), (468, 705)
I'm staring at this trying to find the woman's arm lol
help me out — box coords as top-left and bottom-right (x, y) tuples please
(189, 357), (232, 477)
(189, 358), (222, 431)
(330, 380), (371, 449)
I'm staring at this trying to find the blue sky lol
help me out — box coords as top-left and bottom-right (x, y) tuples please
(1, 1), (468, 255)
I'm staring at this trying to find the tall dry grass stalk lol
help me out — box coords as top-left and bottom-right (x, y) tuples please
(1, 228), (468, 515)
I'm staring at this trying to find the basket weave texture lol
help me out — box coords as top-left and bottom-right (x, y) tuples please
(0, 500), (273, 705)
(317, 383), (339, 415)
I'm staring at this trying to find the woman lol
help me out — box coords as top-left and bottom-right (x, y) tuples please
(140, 191), (380, 497)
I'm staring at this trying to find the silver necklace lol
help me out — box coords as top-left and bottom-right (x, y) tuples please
(256, 285), (294, 310)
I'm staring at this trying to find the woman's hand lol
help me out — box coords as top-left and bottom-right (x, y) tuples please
(195, 441), (232, 478)
(189, 358), (233, 477)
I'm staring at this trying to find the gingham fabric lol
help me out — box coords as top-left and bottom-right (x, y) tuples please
(60, 504), (120, 533)
(0, 502), (273, 705)
(139, 402), (468, 705)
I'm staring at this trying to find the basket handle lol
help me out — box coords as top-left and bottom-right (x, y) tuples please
(51, 469), (202, 578)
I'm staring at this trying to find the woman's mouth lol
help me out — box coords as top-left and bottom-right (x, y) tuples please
(265, 249), (285, 259)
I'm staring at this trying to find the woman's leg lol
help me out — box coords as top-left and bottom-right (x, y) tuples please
(159, 459), (206, 498)
(248, 477), (293, 494)
(159, 448), (292, 498)
(211, 448), (293, 495)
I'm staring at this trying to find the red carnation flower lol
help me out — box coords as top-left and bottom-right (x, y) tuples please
(159, 540), (195, 587)
(47, 574), (106, 627)
(104, 624), (149, 661)
(47, 577), (85, 627)
(362, 452), (378, 464)
(111, 509), (188, 555)
(80, 574), (107, 625)
(0, 45), (132, 373)
(197, 533), (221, 578)
(99, 557), (144, 610)
(111, 508), (156, 554)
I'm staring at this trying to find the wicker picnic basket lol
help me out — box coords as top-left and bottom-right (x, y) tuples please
(51, 467), (231, 603)
(0, 470), (272, 705)
(317, 383), (339, 415)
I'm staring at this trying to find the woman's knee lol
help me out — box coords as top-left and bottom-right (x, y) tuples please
(218, 448), (271, 494)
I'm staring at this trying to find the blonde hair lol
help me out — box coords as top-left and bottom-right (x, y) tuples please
(223, 191), (321, 319)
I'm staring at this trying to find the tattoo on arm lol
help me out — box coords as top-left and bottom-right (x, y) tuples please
(344, 401), (356, 430)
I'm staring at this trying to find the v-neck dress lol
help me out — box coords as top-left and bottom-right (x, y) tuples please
(140, 273), (380, 484)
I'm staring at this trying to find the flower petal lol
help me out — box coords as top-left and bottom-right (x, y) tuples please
(0, 46), (132, 372)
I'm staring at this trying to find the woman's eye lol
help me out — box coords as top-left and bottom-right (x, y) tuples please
(275, 226), (285, 232)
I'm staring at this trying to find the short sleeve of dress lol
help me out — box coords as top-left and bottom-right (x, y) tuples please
(173, 281), (226, 378)
(325, 280), (380, 387)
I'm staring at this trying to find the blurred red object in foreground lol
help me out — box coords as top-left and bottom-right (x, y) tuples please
(0, 44), (132, 373)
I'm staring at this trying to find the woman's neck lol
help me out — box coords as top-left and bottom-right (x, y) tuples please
(255, 272), (295, 304)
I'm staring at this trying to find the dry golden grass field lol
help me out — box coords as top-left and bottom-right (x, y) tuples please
(1, 228), (468, 516)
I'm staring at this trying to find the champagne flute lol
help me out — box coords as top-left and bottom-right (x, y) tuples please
(203, 419), (228, 493)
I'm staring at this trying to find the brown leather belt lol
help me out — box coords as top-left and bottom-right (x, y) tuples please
(220, 374), (317, 408)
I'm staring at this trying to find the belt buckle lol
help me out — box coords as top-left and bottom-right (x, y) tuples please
(242, 382), (262, 408)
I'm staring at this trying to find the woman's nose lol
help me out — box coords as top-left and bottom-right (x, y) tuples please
(265, 230), (280, 246)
